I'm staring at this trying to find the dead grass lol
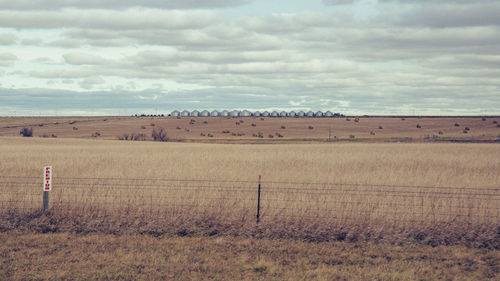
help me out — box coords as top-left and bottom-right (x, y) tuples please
(0, 233), (498, 280)
(0, 138), (499, 247)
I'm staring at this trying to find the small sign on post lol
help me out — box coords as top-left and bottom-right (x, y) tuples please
(43, 166), (52, 210)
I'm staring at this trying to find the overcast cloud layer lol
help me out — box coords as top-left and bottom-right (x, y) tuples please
(1, 0), (499, 115)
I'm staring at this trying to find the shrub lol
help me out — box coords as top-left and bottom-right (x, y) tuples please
(235, 122), (240, 125)
(239, 120), (244, 123)
(497, 124), (500, 128)
(222, 130), (230, 134)
(454, 123), (460, 127)
(151, 128), (168, 142)
(482, 117), (486, 121)
(51, 134), (57, 138)
(200, 133), (205, 136)
(39, 134), (49, 138)
(401, 118), (405, 121)
(464, 127), (470, 131)
(493, 121), (498, 124)
(203, 121), (208, 124)
(416, 124), (422, 128)
(370, 131), (375, 135)
(281, 125), (286, 129)
(346, 118), (351, 121)
(38, 123), (44, 127)
(185, 128), (190, 132)
(176, 126), (181, 130)
(72, 127), (78, 130)
(463, 129), (468, 134)
(276, 132), (283, 138)
(207, 133), (214, 137)
(19, 127), (33, 137)
(257, 132), (264, 138)
(438, 131), (444, 135)
(260, 118), (264, 121)
(119, 133), (146, 141)
(268, 134), (274, 138)
(150, 123), (155, 127)
(378, 126), (383, 129)
(141, 126), (146, 129)
(91, 132), (101, 137)
(354, 118), (359, 123)
(68, 120), (76, 125)
(251, 123), (256, 127)
(349, 134), (355, 139)
(308, 126), (314, 130)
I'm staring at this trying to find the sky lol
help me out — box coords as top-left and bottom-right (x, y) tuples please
(0, 0), (499, 116)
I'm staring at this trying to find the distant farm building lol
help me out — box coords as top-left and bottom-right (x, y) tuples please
(180, 110), (190, 117)
(191, 110), (200, 117)
(211, 110), (219, 117)
(253, 111), (262, 117)
(241, 110), (252, 117)
(262, 111), (269, 117)
(270, 111), (279, 117)
(229, 110), (240, 117)
(279, 111), (288, 117)
(306, 111), (314, 117)
(289, 111), (297, 117)
(220, 110), (229, 117)
(200, 110), (210, 117)
(297, 111), (305, 117)
(171, 110), (180, 117)
(324, 111), (333, 117)
(315, 111), (324, 117)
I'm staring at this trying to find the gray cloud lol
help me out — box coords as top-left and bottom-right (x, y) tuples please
(63, 52), (108, 65)
(0, 53), (17, 66)
(0, 0), (252, 10)
(0, 33), (18, 45)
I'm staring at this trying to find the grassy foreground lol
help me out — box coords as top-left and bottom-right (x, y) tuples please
(1, 233), (499, 281)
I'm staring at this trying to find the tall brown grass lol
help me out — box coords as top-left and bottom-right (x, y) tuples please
(0, 137), (499, 247)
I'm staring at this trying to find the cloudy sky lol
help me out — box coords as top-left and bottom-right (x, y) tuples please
(1, 0), (499, 116)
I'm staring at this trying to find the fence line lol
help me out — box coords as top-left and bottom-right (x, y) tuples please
(1, 175), (499, 225)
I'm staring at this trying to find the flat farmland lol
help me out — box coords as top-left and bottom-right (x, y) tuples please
(1, 116), (499, 142)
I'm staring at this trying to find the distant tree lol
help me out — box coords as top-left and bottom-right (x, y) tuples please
(19, 127), (33, 137)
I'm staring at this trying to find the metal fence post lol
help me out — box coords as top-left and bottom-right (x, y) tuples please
(257, 175), (261, 224)
(43, 191), (49, 211)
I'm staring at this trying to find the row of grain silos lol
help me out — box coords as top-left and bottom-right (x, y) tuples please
(170, 110), (342, 117)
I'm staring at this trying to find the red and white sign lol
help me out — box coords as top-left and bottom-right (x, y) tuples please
(44, 166), (52, 191)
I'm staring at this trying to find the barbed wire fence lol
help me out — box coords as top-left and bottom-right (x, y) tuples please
(1, 175), (499, 225)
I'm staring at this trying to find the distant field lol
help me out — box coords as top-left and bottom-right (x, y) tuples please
(1, 116), (499, 142)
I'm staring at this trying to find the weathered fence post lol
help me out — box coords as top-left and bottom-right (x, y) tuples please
(257, 175), (261, 224)
(43, 191), (49, 211)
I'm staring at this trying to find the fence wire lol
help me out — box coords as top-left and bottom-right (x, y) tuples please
(1, 176), (499, 224)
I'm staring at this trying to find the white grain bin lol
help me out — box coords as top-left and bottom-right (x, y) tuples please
(200, 110), (210, 117)
(210, 110), (219, 117)
(288, 111), (297, 117)
(324, 111), (334, 117)
(315, 111), (324, 117)
(220, 110), (229, 117)
(241, 110), (252, 117)
(229, 110), (240, 117)
(270, 111), (279, 117)
(261, 111), (269, 117)
(297, 111), (305, 117)
(171, 110), (180, 117)
(306, 111), (314, 117)
(279, 111), (288, 117)
(180, 110), (190, 117)
(253, 111), (262, 117)
(191, 110), (200, 117)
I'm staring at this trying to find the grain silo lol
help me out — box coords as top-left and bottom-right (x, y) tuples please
(297, 111), (305, 117)
(315, 111), (324, 117)
(253, 111), (262, 117)
(241, 110), (252, 117)
(306, 111), (314, 117)
(211, 110), (219, 117)
(220, 110), (229, 116)
(324, 111), (333, 117)
(229, 110), (240, 117)
(270, 111), (279, 117)
(191, 110), (200, 117)
(200, 110), (210, 117)
(288, 111), (297, 117)
(181, 110), (190, 117)
(279, 111), (288, 117)
(261, 111), (269, 117)
(171, 110), (180, 117)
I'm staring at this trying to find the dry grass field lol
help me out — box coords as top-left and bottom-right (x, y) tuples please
(2, 233), (499, 281)
(1, 132), (499, 279)
(1, 116), (499, 142)
(1, 137), (499, 246)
